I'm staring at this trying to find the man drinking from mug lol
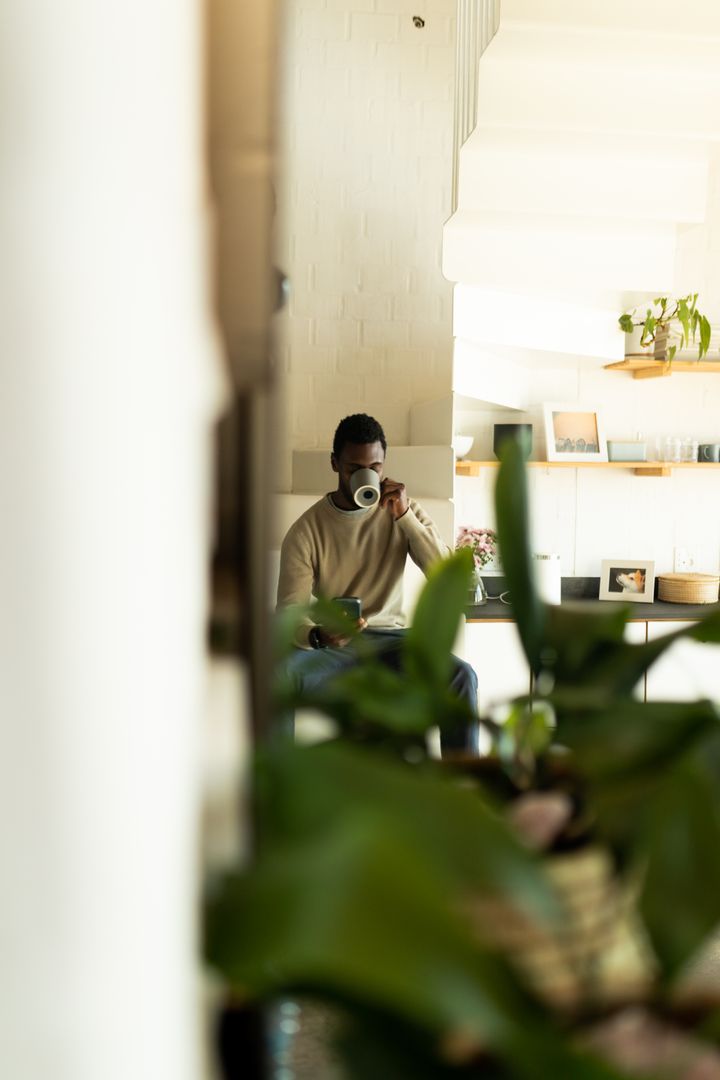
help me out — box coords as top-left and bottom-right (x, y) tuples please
(276, 412), (478, 752)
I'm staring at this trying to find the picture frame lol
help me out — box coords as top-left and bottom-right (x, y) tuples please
(599, 559), (655, 603)
(543, 403), (607, 463)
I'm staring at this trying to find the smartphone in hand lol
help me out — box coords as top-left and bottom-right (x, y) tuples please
(333, 596), (362, 621)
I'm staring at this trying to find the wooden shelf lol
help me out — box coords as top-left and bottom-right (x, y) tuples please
(605, 356), (720, 380)
(456, 460), (720, 479)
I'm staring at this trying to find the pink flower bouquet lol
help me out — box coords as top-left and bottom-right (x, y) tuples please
(455, 526), (498, 571)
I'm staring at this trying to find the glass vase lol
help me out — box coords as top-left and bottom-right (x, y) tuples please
(469, 572), (487, 606)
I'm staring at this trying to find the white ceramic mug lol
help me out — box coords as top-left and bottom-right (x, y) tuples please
(350, 468), (381, 507)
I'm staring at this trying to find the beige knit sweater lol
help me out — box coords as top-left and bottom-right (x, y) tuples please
(277, 495), (449, 647)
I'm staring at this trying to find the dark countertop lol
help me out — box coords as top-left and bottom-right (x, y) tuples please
(467, 576), (720, 622)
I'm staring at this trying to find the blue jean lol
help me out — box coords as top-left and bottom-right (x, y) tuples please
(277, 629), (479, 754)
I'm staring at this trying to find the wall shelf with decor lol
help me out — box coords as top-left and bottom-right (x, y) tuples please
(455, 460), (720, 479)
(604, 356), (720, 380)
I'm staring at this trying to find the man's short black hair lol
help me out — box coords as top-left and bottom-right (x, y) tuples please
(332, 413), (387, 458)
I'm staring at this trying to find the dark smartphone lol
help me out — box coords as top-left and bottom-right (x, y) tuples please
(333, 596), (362, 620)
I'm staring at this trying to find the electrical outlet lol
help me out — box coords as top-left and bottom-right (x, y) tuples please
(674, 547), (695, 572)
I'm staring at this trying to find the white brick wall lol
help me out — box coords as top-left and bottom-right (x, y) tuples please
(276, 0), (456, 485)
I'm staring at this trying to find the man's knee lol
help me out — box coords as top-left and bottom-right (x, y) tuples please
(455, 656), (478, 689)
(278, 644), (357, 697)
(451, 656), (478, 710)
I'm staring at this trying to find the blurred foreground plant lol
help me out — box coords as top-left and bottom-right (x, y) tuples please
(206, 445), (720, 1079)
(494, 441), (720, 980)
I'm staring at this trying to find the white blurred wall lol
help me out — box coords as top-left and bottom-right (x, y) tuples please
(0, 3), (225, 1077)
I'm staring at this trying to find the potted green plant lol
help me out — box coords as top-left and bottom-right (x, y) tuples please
(206, 446), (720, 1078)
(618, 293), (712, 365)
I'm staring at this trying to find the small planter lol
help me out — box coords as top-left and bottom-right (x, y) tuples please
(652, 326), (670, 363)
(624, 324), (670, 362)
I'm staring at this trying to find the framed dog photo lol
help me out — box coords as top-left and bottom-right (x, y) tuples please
(599, 559), (655, 603)
(543, 404), (607, 463)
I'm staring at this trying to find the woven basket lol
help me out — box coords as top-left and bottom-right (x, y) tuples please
(657, 572), (720, 604)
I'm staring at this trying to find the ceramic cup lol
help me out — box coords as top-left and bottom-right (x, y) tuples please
(493, 423), (533, 460)
(350, 467), (381, 507)
(698, 443), (720, 463)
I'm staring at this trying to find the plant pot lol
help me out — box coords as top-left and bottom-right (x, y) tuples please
(653, 327), (670, 363)
(624, 326), (671, 365)
(465, 845), (655, 1012)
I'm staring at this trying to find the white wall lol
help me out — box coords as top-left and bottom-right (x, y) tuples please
(276, 0), (456, 489)
(454, 358), (720, 578)
(453, 139), (720, 578)
(0, 2), (223, 1078)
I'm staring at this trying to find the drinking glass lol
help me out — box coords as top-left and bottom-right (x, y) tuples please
(662, 436), (682, 463)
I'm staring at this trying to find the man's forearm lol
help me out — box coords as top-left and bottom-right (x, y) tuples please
(396, 505), (450, 569)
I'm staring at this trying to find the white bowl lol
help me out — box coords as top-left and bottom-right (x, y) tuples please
(452, 435), (474, 460)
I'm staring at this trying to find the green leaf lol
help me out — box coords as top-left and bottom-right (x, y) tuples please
(685, 610), (720, 644)
(403, 548), (473, 692)
(300, 660), (432, 734)
(538, 605), (720, 701)
(272, 603), (310, 659)
(494, 441), (546, 673)
(618, 314), (634, 334)
(700, 314), (712, 359)
(256, 743), (558, 918)
(294, 660), (473, 746)
(312, 596), (366, 639)
(519, 601), (642, 702)
(206, 743), (558, 1047)
(498, 701), (555, 782)
(696, 1007), (720, 1045)
(640, 314), (656, 346)
(640, 760), (720, 976)
(677, 299), (691, 346)
(337, 1002), (634, 1080)
(335, 1006), (475, 1080)
(555, 699), (720, 782)
(582, 747), (720, 978)
(272, 597), (365, 660)
(208, 829), (539, 1041)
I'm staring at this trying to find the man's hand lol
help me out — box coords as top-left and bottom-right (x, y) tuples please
(379, 478), (409, 520)
(317, 617), (367, 648)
